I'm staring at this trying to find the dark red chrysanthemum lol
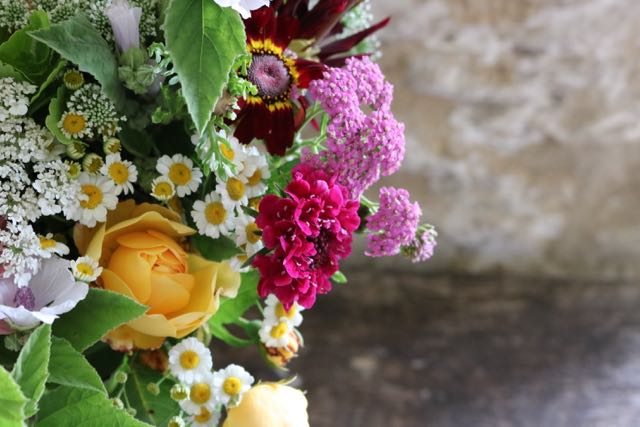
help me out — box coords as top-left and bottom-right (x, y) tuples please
(253, 162), (360, 309)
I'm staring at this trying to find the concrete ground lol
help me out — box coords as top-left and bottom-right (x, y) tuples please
(218, 266), (640, 427)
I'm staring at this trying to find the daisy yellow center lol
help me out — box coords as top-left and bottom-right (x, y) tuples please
(67, 162), (81, 178)
(168, 163), (192, 186)
(85, 157), (103, 174)
(247, 169), (262, 186)
(179, 350), (199, 369)
(222, 377), (242, 396)
(205, 202), (227, 225)
(220, 143), (235, 161)
(249, 197), (262, 211)
(63, 113), (86, 135)
(195, 407), (212, 423)
(226, 178), (245, 201)
(76, 263), (95, 277)
(80, 184), (103, 209)
(245, 222), (261, 244)
(275, 302), (296, 320)
(108, 162), (130, 185)
(190, 383), (211, 405)
(39, 236), (57, 249)
(153, 182), (174, 198)
(63, 70), (84, 88)
(270, 322), (288, 339)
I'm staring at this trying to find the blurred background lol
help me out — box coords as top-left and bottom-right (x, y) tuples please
(223, 0), (640, 425)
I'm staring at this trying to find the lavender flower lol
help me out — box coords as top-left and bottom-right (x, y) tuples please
(104, 0), (142, 53)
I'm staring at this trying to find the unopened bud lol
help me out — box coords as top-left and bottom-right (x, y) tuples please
(146, 382), (160, 396)
(114, 371), (128, 384)
(110, 398), (124, 409)
(170, 384), (188, 401)
(168, 416), (186, 427)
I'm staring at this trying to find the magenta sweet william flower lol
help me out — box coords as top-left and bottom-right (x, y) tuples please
(253, 162), (360, 309)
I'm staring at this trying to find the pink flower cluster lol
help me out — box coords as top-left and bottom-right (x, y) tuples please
(309, 57), (405, 198)
(405, 227), (438, 263)
(253, 162), (360, 309)
(366, 187), (421, 257)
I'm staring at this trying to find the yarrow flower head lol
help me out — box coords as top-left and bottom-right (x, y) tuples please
(365, 187), (421, 258)
(253, 161), (360, 309)
(403, 226), (438, 263)
(168, 337), (213, 384)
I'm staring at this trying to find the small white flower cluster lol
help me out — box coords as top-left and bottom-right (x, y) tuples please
(191, 131), (269, 271)
(0, 0), (28, 32)
(168, 337), (255, 426)
(258, 294), (303, 349)
(339, 0), (381, 58)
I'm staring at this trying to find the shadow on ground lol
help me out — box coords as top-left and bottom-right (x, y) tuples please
(218, 266), (640, 427)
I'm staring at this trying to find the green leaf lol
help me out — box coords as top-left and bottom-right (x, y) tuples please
(11, 324), (51, 418)
(125, 361), (179, 425)
(36, 386), (150, 427)
(193, 234), (241, 262)
(0, 11), (57, 84)
(0, 365), (26, 426)
(48, 337), (106, 395)
(0, 61), (26, 80)
(52, 288), (147, 352)
(164, 0), (246, 135)
(30, 59), (66, 107)
(29, 13), (126, 110)
(331, 271), (348, 284)
(209, 271), (259, 347)
(119, 124), (153, 157)
(44, 85), (74, 145)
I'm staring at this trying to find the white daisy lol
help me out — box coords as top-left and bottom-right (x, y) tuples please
(191, 192), (236, 239)
(233, 214), (262, 256)
(259, 319), (295, 349)
(100, 153), (137, 195)
(216, 130), (246, 174)
(189, 406), (221, 427)
(38, 234), (70, 258)
(263, 294), (304, 328)
(58, 110), (92, 139)
(228, 253), (250, 273)
(211, 364), (254, 407)
(180, 372), (217, 414)
(168, 337), (213, 384)
(151, 176), (176, 201)
(156, 154), (203, 197)
(240, 157), (270, 198)
(70, 256), (103, 282)
(67, 172), (118, 227)
(216, 175), (248, 210)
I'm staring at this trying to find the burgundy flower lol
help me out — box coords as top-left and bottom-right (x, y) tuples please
(253, 162), (360, 309)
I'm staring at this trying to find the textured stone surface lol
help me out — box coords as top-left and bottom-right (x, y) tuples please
(352, 0), (640, 280)
(218, 266), (640, 427)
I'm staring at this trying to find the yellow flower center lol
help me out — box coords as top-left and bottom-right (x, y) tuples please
(226, 178), (245, 201)
(63, 113), (86, 135)
(84, 157), (104, 174)
(79, 184), (103, 209)
(249, 197), (262, 211)
(63, 70), (84, 88)
(67, 162), (81, 178)
(108, 162), (130, 185)
(168, 163), (192, 186)
(205, 202), (227, 225)
(39, 236), (57, 250)
(101, 121), (118, 137)
(275, 302), (296, 320)
(153, 181), (174, 198)
(270, 322), (288, 339)
(190, 383), (211, 405)
(179, 350), (200, 370)
(245, 222), (261, 244)
(220, 142), (234, 161)
(222, 377), (242, 396)
(195, 407), (212, 423)
(247, 169), (262, 186)
(76, 262), (95, 277)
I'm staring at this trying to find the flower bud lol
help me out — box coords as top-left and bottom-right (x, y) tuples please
(63, 69), (84, 90)
(104, 0), (141, 53)
(103, 138), (122, 155)
(168, 416), (186, 427)
(127, 407), (137, 416)
(110, 398), (124, 409)
(114, 371), (128, 384)
(170, 383), (188, 401)
(263, 330), (302, 369)
(146, 382), (160, 396)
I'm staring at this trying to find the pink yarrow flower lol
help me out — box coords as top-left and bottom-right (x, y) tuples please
(404, 227), (438, 263)
(253, 162), (360, 309)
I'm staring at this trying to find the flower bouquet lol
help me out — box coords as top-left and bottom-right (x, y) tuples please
(0, 0), (437, 425)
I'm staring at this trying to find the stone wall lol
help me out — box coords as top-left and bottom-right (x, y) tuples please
(351, 0), (640, 280)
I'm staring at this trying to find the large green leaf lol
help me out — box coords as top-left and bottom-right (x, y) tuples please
(11, 324), (51, 418)
(48, 337), (106, 395)
(192, 233), (241, 262)
(164, 0), (246, 135)
(44, 86), (75, 145)
(209, 271), (260, 347)
(36, 386), (150, 427)
(29, 13), (126, 110)
(125, 361), (179, 425)
(0, 365), (26, 426)
(0, 11), (57, 84)
(52, 289), (147, 352)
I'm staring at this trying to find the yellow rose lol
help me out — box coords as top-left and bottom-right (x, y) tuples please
(223, 383), (310, 427)
(74, 200), (240, 350)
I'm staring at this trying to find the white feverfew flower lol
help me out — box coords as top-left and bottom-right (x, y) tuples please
(259, 319), (295, 349)
(239, 152), (270, 198)
(189, 407), (221, 427)
(100, 153), (137, 195)
(168, 337), (213, 384)
(233, 214), (262, 255)
(151, 176), (176, 201)
(228, 254), (250, 273)
(38, 234), (70, 258)
(211, 364), (254, 407)
(157, 154), (203, 197)
(59, 110), (92, 139)
(70, 256), (103, 283)
(213, 0), (270, 19)
(67, 173), (118, 227)
(191, 192), (236, 239)
(263, 294), (304, 328)
(180, 372), (218, 414)
(216, 175), (249, 210)
(216, 130), (246, 174)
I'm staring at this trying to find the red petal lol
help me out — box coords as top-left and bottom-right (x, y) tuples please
(318, 17), (390, 61)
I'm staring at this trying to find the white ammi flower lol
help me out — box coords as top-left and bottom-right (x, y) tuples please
(0, 257), (89, 331)
(213, 0), (270, 19)
(67, 173), (118, 227)
(168, 337), (213, 384)
(70, 256), (103, 283)
(100, 153), (137, 195)
(191, 192), (236, 239)
(211, 364), (254, 407)
(263, 294), (303, 328)
(156, 154), (203, 197)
